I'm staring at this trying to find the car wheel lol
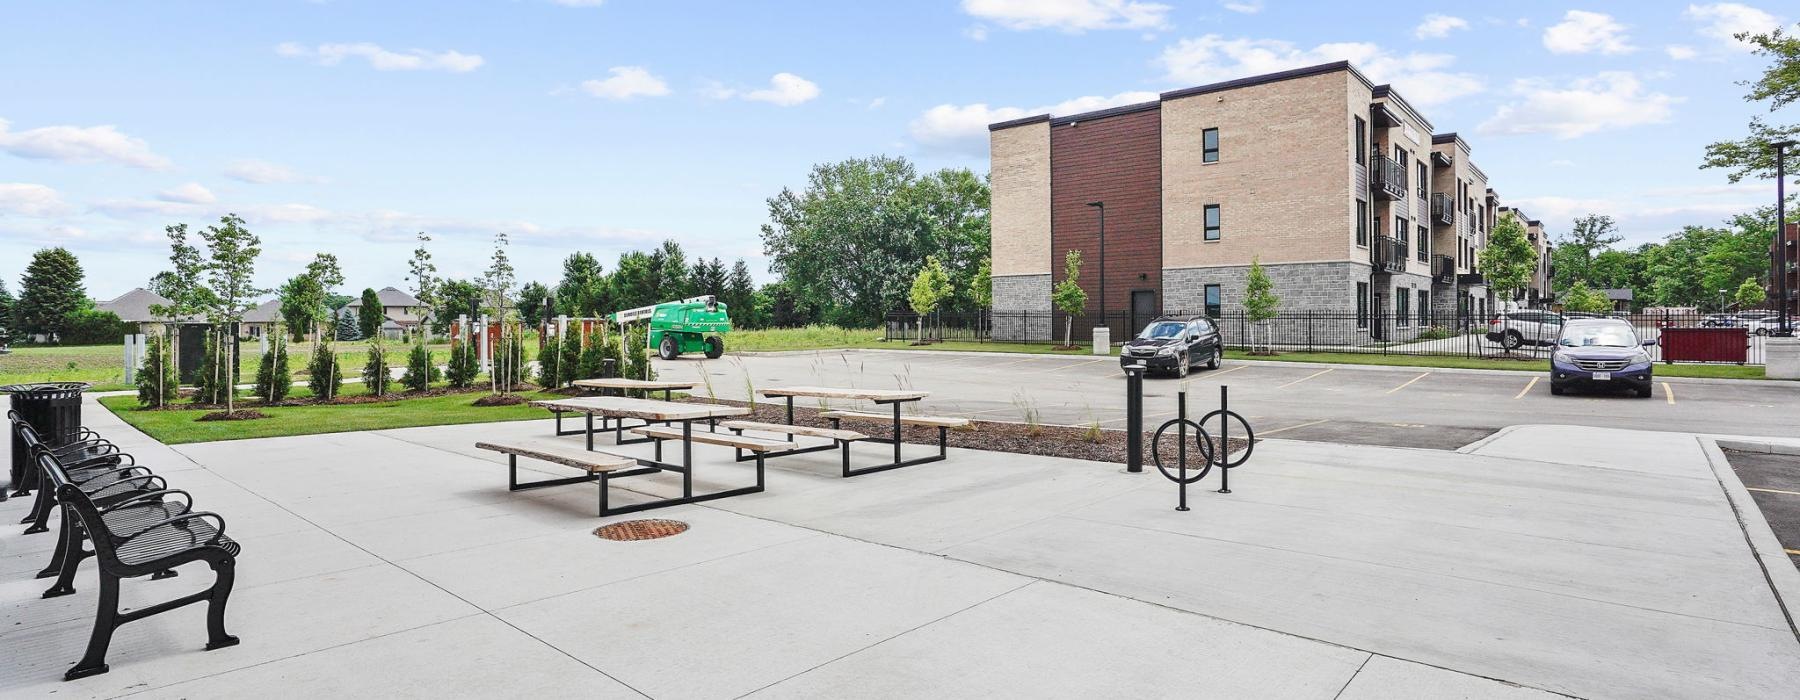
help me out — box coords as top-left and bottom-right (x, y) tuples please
(1636, 385), (1653, 399)
(1549, 383), (1564, 396)
(703, 336), (725, 359)
(1206, 346), (1221, 370)
(1755, 328), (1768, 336)
(1176, 355), (1189, 378)
(658, 336), (679, 360)
(1502, 331), (1523, 351)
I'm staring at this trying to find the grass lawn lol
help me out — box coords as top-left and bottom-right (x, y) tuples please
(99, 389), (561, 444)
(1, 341), (455, 393)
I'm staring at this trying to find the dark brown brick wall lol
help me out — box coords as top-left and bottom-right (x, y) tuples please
(1050, 107), (1163, 332)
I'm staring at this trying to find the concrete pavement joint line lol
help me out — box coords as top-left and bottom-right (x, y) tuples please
(1058, 512), (1793, 632)
(178, 430), (655, 699)
(731, 581), (1039, 698)
(1328, 655), (1373, 700)
(1384, 372), (1430, 394)
(1276, 368), (1333, 389)
(1697, 436), (1800, 642)
(1513, 376), (1538, 399)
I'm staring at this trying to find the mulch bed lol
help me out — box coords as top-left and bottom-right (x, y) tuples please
(197, 409), (269, 422)
(472, 394), (529, 406)
(675, 397), (1251, 468)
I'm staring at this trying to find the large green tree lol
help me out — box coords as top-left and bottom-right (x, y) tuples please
(406, 232), (440, 334)
(517, 281), (552, 326)
(649, 239), (690, 302)
(555, 252), (608, 316)
(15, 247), (89, 342)
(722, 259), (758, 326)
(611, 250), (658, 310)
(760, 155), (991, 326)
(689, 257), (728, 299)
(439, 278), (486, 321)
(0, 279), (13, 344)
(1701, 22), (1800, 183)
(1550, 215), (1623, 294)
(1480, 213), (1538, 303)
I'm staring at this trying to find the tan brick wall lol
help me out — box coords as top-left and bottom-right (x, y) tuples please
(990, 122), (1051, 276)
(1162, 71), (1355, 269)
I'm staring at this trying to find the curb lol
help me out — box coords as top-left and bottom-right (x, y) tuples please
(725, 348), (1792, 387)
(1454, 424), (1522, 454)
(1697, 436), (1800, 643)
(1715, 439), (1800, 457)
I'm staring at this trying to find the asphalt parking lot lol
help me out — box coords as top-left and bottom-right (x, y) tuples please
(1725, 449), (1800, 570)
(657, 349), (1800, 451)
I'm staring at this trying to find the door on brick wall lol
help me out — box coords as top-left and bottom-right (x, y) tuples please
(1129, 290), (1157, 336)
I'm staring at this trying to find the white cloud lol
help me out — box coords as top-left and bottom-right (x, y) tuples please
(1683, 3), (1784, 51)
(964, 24), (990, 41)
(0, 118), (171, 169)
(579, 66), (671, 100)
(224, 159), (325, 184)
(0, 183), (71, 217)
(909, 90), (1156, 157)
(277, 42), (484, 73)
(744, 73), (820, 106)
(1221, 1), (1262, 14)
(960, 0), (1171, 33)
(1156, 35), (1482, 106)
(1477, 72), (1678, 139)
(156, 182), (216, 205)
(1542, 11), (1634, 55)
(1665, 44), (1699, 60)
(1414, 14), (1469, 39)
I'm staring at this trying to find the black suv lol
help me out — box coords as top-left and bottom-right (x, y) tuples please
(1119, 315), (1223, 378)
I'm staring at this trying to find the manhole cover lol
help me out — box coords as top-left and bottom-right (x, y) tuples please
(594, 519), (689, 541)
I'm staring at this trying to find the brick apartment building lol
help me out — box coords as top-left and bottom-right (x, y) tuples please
(988, 61), (1522, 341)
(1501, 207), (1554, 306)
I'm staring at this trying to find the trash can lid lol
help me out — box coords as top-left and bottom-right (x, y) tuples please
(0, 382), (91, 395)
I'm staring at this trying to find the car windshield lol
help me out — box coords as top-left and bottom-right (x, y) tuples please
(1139, 322), (1186, 339)
(1559, 325), (1638, 348)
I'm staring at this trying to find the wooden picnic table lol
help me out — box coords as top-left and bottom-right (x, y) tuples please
(758, 386), (945, 475)
(522, 396), (760, 515)
(571, 378), (697, 401)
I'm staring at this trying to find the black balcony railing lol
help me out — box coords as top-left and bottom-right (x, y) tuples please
(1432, 254), (1454, 284)
(1371, 155), (1406, 200)
(1371, 234), (1405, 273)
(1430, 193), (1454, 226)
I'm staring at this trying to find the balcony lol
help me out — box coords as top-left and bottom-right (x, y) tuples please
(1371, 235), (1405, 274)
(1430, 193), (1454, 226)
(1371, 155), (1406, 201)
(1432, 254), (1454, 284)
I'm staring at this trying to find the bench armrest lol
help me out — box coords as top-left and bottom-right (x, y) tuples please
(49, 438), (116, 454)
(67, 452), (135, 470)
(120, 512), (228, 548)
(100, 489), (193, 516)
(87, 474), (168, 502)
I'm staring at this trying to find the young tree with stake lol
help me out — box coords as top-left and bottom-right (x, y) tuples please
(1051, 250), (1089, 349)
(198, 214), (266, 415)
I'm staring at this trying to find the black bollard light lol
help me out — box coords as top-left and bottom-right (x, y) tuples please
(1124, 363), (1145, 473)
(1176, 389), (1189, 511)
(1217, 385), (1231, 494)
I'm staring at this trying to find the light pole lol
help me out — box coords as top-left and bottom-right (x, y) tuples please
(1774, 140), (1794, 336)
(1087, 201), (1106, 328)
(1719, 289), (1728, 314)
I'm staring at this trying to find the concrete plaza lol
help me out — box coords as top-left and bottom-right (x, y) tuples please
(2, 396), (1798, 698)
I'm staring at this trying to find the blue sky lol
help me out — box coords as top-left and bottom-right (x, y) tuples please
(1, 1), (1793, 302)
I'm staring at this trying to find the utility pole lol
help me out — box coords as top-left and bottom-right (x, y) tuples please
(1775, 140), (1794, 336)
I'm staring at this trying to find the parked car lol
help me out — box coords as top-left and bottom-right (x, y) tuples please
(1745, 315), (1787, 336)
(1701, 314), (1743, 328)
(1486, 310), (1565, 350)
(1550, 319), (1656, 398)
(1119, 315), (1222, 378)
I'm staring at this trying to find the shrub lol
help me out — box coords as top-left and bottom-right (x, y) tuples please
(622, 323), (654, 395)
(493, 328), (526, 390)
(445, 338), (479, 388)
(578, 325), (609, 379)
(191, 331), (234, 405)
(255, 335), (291, 401)
(400, 340), (439, 391)
(535, 331), (562, 387)
(61, 309), (135, 345)
(308, 341), (344, 400)
(362, 337), (391, 397)
(559, 325), (582, 380)
(136, 332), (178, 408)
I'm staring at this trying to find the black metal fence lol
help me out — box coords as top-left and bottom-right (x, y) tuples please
(882, 309), (1777, 365)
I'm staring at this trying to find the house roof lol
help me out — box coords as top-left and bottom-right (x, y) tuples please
(346, 287), (422, 308)
(242, 299), (283, 323)
(1601, 289), (1634, 302)
(94, 288), (173, 322)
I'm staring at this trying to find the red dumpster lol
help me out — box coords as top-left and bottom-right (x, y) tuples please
(1657, 327), (1748, 364)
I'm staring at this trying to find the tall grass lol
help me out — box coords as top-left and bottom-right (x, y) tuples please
(725, 325), (881, 352)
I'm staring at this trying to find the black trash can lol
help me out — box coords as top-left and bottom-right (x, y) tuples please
(3, 382), (90, 498)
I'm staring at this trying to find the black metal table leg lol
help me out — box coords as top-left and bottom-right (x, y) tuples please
(585, 413), (594, 451)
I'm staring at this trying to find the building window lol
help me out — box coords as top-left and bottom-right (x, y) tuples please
(1356, 199), (1368, 246)
(1204, 205), (1222, 241)
(1397, 291), (1410, 327)
(1354, 117), (1366, 164)
(1204, 284), (1222, 318)
(1417, 224), (1429, 262)
(1202, 128), (1220, 163)
(1418, 289), (1430, 326)
(1356, 282), (1369, 328)
(1416, 163), (1427, 199)
(1395, 216), (1408, 257)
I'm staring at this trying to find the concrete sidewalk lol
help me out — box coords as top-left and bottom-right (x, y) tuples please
(2, 402), (1797, 698)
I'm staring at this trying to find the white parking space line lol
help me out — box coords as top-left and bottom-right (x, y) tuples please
(1663, 382), (1675, 405)
(1258, 418), (1330, 436)
(1047, 358), (1111, 373)
(1276, 368), (1334, 390)
(1514, 376), (1539, 399)
(1384, 372), (1431, 394)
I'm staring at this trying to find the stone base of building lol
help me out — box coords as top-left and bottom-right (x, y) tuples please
(990, 274), (1052, 342)
(1164, 261), (1371, 314)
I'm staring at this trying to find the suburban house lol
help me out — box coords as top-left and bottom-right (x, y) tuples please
(94, 288), (176, 328)
(240, 300), (284, 339)
(987, 61), (1512, 343)
(344, 286), (427, 339)
(1601, 289), (1634, 313)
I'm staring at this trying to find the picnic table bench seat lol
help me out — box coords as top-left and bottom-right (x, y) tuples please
(818, 410), (971, 428)
(476, 440), (638, 473)
(719, 420), (867, 442)
(629, 425), (797, 452)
